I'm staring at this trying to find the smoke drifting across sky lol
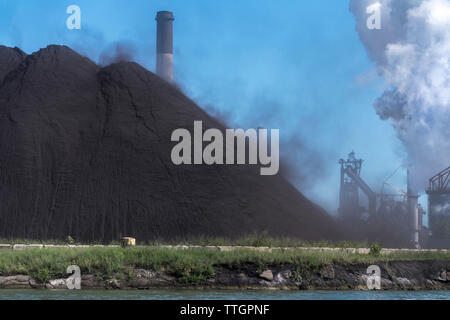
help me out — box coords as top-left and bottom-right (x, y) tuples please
(350, 0), (450, 190)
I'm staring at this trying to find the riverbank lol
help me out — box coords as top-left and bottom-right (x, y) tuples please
(0, 247), (448, 290)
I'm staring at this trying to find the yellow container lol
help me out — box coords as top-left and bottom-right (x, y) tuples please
(120, 237), (136, 248)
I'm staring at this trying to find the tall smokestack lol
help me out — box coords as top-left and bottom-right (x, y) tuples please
(156, 11), (174, 82)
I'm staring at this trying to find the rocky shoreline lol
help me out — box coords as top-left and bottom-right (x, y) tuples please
(0, 260), (448, 290)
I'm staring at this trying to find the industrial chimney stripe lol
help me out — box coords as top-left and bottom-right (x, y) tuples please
(156, 11), (174, 82)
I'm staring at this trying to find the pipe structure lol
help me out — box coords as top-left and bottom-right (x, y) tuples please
(408, 193), (420, 248)
(156, 11), (174, 82)
(344, 167), (377, 217)
(407, 169), (420, 249)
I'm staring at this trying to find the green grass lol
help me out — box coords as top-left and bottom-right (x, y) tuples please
(0, 247), (448, 283)
(0, 233), (369, 248)
(143, 233), (370, 248)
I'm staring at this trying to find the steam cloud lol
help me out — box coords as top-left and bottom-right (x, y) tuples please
(350, 0), (450, 190)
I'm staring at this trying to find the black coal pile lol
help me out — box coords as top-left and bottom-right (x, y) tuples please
(0, 45), (339, 242)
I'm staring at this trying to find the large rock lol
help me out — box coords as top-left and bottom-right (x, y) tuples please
(0, 275), (32, 288)
(320, 265), (335, 280)
(259, 270), (274, 281)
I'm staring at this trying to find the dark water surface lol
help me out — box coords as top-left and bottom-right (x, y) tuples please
(0, 290), (448, 300)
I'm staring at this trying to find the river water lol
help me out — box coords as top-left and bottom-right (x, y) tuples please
(0, 290), (448, 300)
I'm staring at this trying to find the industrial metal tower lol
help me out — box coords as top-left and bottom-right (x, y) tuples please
(339, 152), (376, 220)
(426, 166), (450, 248)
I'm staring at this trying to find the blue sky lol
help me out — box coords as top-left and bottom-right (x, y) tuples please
(0, 0), (416, 214)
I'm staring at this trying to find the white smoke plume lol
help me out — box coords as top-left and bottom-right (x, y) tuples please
(432, 202), (450, 213)
(350, 0), (450, 190)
